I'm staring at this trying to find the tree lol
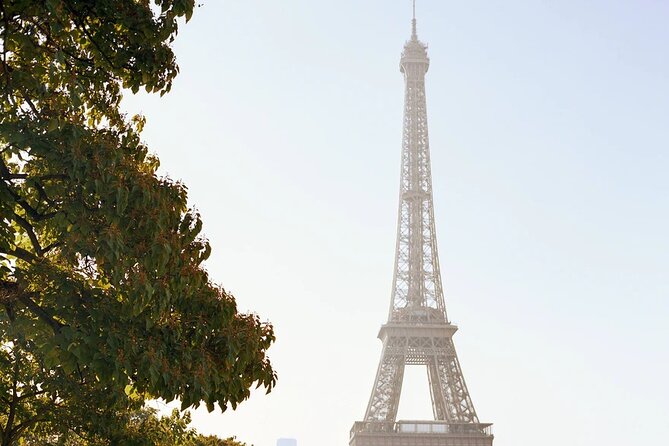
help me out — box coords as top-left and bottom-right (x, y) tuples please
(85, 408), (249, 446)
(0, 0), (275, 443)
(14, 401), (250, 446)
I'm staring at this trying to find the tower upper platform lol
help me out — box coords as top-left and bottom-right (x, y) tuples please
(400, 18), (430, 73)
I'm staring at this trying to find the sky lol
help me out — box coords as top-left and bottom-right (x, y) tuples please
(122, 1), (669, 445)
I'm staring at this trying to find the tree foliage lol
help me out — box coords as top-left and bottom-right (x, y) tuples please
(0, 0), (275, 443)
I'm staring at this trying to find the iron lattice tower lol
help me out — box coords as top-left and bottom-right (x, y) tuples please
(349, 6), (493, 446)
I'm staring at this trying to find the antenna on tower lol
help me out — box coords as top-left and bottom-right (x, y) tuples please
(411, 0), (417, 39)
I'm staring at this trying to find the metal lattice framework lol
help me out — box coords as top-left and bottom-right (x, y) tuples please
(389, 15), (445, 325)
(350, 9), (493, 446)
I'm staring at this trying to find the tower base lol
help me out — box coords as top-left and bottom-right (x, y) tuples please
(349, 421), (493, 446)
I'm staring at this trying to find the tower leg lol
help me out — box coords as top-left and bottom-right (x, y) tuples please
(427, 357), (448, 420)
(364, 348), (406, 422)
(435, 341), (479, 423)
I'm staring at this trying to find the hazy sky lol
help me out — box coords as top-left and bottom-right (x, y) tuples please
(123, 1), (669, 445)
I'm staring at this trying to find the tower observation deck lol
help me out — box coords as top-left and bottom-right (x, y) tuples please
(349, 5), (494, 446)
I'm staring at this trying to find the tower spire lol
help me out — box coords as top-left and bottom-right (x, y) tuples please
(412, 0), (417, 39)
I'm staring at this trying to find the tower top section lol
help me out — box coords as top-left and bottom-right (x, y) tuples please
(401, 1), (429, 73)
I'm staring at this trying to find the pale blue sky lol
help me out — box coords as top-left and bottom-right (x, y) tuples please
(124, 1), (669, 445)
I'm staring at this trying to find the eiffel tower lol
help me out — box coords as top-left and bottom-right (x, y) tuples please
(349, 4), (493, 446)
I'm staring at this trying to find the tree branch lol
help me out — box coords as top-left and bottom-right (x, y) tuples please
(11, 416), (47, 441)
(0, 172), (27, 180)
(11, 211), (43, 256)
(32, 181), (56, 208)
(1, 181), (57, 222)
(64, 3), (123, 71)
(42, 241), (62, 255)
(0, 156), (67, 183)
(4, 247), (37, 263)
(17, 293), (63, 334)
(14, 388), (48, 402)
(5, 350), (19, 443)
(0, 281), (64, 334)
